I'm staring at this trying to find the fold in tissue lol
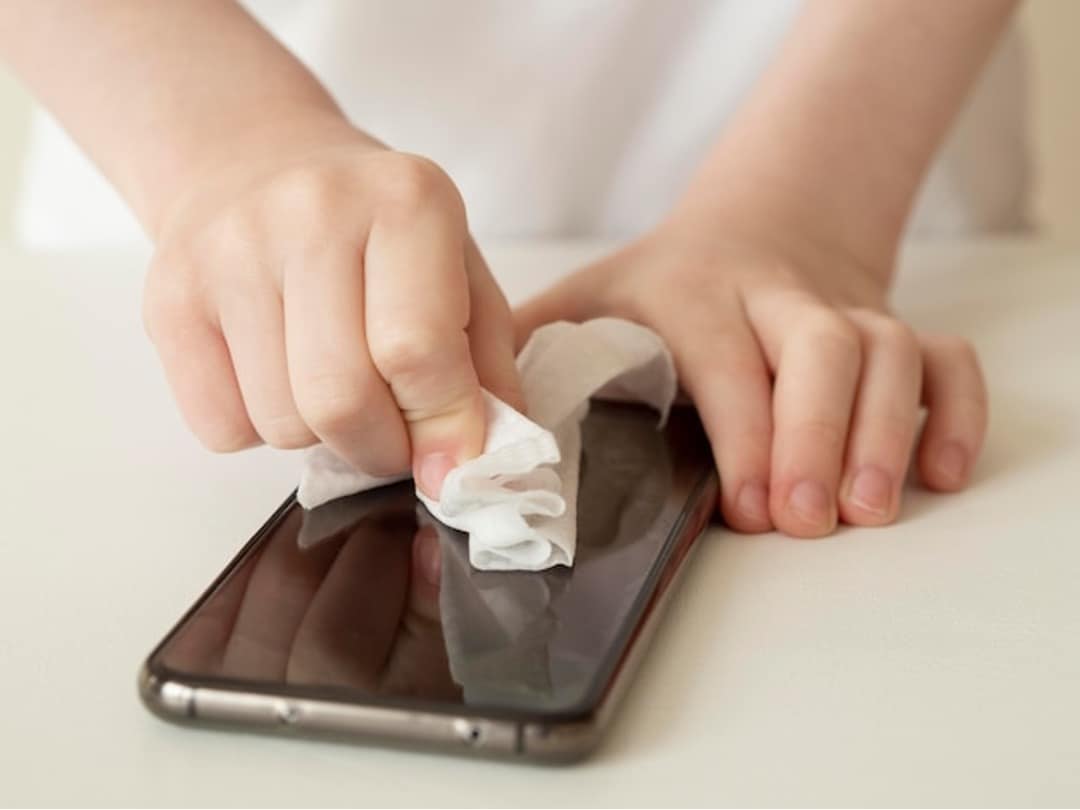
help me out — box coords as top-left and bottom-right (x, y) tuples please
(297, 318), (677, 571)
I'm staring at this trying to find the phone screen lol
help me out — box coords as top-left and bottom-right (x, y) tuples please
(151, 403), (714, 719)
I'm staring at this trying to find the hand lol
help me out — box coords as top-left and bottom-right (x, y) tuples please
(143, 123), (522, 497)
(514, 210), (988, 538)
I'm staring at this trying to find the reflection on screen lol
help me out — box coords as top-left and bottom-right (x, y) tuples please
(157, 403), (713, 714)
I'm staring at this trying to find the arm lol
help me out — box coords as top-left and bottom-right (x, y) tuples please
(683, 0), (1018, 278)
(0, 0), (364, 237)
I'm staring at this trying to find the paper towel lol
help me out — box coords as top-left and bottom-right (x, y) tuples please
(297, 318), (677, 570)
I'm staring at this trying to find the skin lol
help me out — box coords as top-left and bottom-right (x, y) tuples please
(0, 0), (1007, 535)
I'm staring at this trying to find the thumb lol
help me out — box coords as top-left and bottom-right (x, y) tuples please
(398, 350), (486, 501)
(405, 246), (526, 500)
(365, 220), (487, 501)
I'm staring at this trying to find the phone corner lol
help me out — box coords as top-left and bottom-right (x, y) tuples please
(137, 660), (194, 721)
(519, 715), (605, 764)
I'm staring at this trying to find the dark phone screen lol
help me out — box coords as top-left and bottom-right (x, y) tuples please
(153, 403), (714, 717)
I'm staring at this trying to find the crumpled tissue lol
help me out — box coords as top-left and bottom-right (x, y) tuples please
(297, 318), (676, 571)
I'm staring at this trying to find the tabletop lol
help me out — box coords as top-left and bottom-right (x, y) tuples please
(1, 238), (1078, 806)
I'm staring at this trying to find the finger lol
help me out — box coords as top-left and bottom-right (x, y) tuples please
(284, 242), (411, 478)
(917, 334), (988, 491)
(752, 299), (862, 537)
(838, 311), (922, 525)
(143, 273), (258, 452)
(670, 298), (773, 533)
(364, 193), (485, 498)
(217, 272), (317, 449)
(464, 241), (525, 412)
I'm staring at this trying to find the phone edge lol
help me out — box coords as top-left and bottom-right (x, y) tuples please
(138, 472), (718, 763)
(520, 470), (718, 762)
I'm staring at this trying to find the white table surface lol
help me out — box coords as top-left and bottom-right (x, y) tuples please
(1, 238), (1078, 806)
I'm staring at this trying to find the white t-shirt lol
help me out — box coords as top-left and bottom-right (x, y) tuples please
(13, 0), (1030, 248)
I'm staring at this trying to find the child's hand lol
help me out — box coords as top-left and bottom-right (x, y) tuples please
(515, 209), (987, 538)
(143, 131), (522, 497)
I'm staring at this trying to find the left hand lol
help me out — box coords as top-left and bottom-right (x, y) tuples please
(514, 211), (988, 538)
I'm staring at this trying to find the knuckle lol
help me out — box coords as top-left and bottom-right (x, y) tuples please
(257, 413), (315, 450)
(141, 277), (171, 344)
(860, 312), (920, 354)
(937, 334), (980, 366)
(198, 418), (258, 453)
(295, 379), (369, 436)
(684, 351), (768, 412)
(264, 167), (354, 238)
(791, 416), (848, 454)
(374, 154), (462, 219)
(268, 166), (343, 214)
(926, 335), (988, 411)
(711, 333), (768, 378)
(721, 428), (772, 470)
(961, 375), (990, 414)
(804, 309), (861, 358)
(162, 217), (266, 309)
(208, 204), (266, 262)
(886, 322), (921, 360)
(142, 255), (195, 344)
(812, 306), (859, 349)
(368, 326), (451, 381)
(866, 410), (919, 452)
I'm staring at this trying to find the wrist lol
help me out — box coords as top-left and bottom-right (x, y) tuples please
(671, 138), (906, 287)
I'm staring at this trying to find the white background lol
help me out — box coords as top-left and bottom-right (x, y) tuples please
(0, 3), (1078, 240)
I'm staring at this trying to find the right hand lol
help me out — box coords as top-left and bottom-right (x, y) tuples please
(143, 124), (522, 497)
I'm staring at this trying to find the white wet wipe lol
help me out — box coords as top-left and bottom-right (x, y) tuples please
(297, 318), (677, 570)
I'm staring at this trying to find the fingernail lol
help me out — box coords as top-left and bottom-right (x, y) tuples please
(788, 480), (831, 528)
(849, 465), (892, 516)
(417, 452), (455, 499)
(736, 482), (770, 525)
(936, 442), (968, 485)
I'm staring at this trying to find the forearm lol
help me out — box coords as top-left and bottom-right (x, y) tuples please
(680, 0), (1017, 278)
(0, 0), (367, 237)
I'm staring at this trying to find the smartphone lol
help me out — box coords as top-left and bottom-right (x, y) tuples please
(140, 401), (718, 762)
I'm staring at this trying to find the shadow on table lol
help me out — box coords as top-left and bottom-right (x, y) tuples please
(898, 386), (1072, 523)
(894, 250), (1078, 524)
